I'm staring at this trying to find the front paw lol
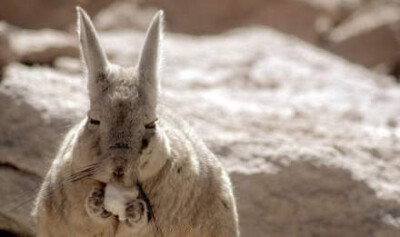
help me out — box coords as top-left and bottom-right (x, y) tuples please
(85, 186), (112, 220)
(125, 199), (148, 228)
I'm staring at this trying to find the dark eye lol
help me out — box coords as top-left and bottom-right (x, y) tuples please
(89, 118), (100, 125)
(145, 119), (157, 129)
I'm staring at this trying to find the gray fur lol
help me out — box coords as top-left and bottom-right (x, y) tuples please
(34, 7), (239, 237)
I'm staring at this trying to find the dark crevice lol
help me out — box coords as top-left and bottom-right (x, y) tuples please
(20, 60), (54, 68)
(137, 182), (153, 222)
(389, 62), (400, 83)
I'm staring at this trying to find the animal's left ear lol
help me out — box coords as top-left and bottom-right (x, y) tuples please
(138, 10), (164, 118)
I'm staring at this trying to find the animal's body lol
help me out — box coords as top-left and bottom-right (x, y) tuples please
(33, 7), (239, 237)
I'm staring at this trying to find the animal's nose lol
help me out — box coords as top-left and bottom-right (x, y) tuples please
(110, 142), (130, 150)
(113, 166), (124, 178)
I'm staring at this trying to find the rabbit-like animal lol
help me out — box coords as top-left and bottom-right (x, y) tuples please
(33, 7), (239, 237)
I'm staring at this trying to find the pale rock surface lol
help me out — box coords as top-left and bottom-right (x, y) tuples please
(1, 27), (400, 236)
(94, 0), (157, 32)
(0, 22), (15, 73)
(10, 29), (79, 65)
(0, 64), (87, 178)
(97, 0), (400, 75)
(54, 57), (82, 74)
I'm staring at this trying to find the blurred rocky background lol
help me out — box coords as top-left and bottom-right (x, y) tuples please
(0, 0), (399, 236)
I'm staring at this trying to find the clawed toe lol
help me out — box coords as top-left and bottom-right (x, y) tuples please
(125, 199), (148, 227)
(86, 186), (111, 220)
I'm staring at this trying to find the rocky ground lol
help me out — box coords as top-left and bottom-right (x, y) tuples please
(96, 0), (400, 79)
(2, 0), (399, 78)
(0, 1), (400, 236)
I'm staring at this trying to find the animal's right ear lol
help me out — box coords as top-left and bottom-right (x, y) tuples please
(77, 7), (109, 92)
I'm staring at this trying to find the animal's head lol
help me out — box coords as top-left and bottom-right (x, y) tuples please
(76, 8), (164, 187)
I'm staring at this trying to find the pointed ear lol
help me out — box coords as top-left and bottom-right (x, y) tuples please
(76, 7), (109, 90)
(138, 10), (163, 114)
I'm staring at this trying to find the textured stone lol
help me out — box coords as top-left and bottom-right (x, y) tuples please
(96, 0), (400, 75)
(0, 64), (88, 177)
(131, 0), (319, 42)
(0, 22), (15, 74)
(0, 64), (87, 235)
(94, 0), (157, 31)
(322, 4), (400, 67)
(10, 29), (79, 65)
(0, 166), (41, 236)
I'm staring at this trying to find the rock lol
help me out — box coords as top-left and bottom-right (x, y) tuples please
(0, 63), (87, 235)
(1, 27), (400, 236)
(0, 0), (114, 30)
(322, 4), (400, 68)
(136, 0), (376, 41)
(0, 64), (88, 177)
(0, 166), (41, 236)
(94, 0), (157, 31)
(96, 0), (400, 78)
(119, 0), (322, 42)
(232, 162), (400, 237)
(0, 22), (15, 76)
(10, 29), (79, 65)
(306, 0), (367, 24)
(54, 57), (82, 74)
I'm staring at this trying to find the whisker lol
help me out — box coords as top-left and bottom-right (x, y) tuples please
(7, 171), (95, 212)
(5, 161), (106, 212)
(40, 159), (111, 198)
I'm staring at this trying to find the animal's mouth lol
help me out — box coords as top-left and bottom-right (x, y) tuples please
(97, 177), (154, 222)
